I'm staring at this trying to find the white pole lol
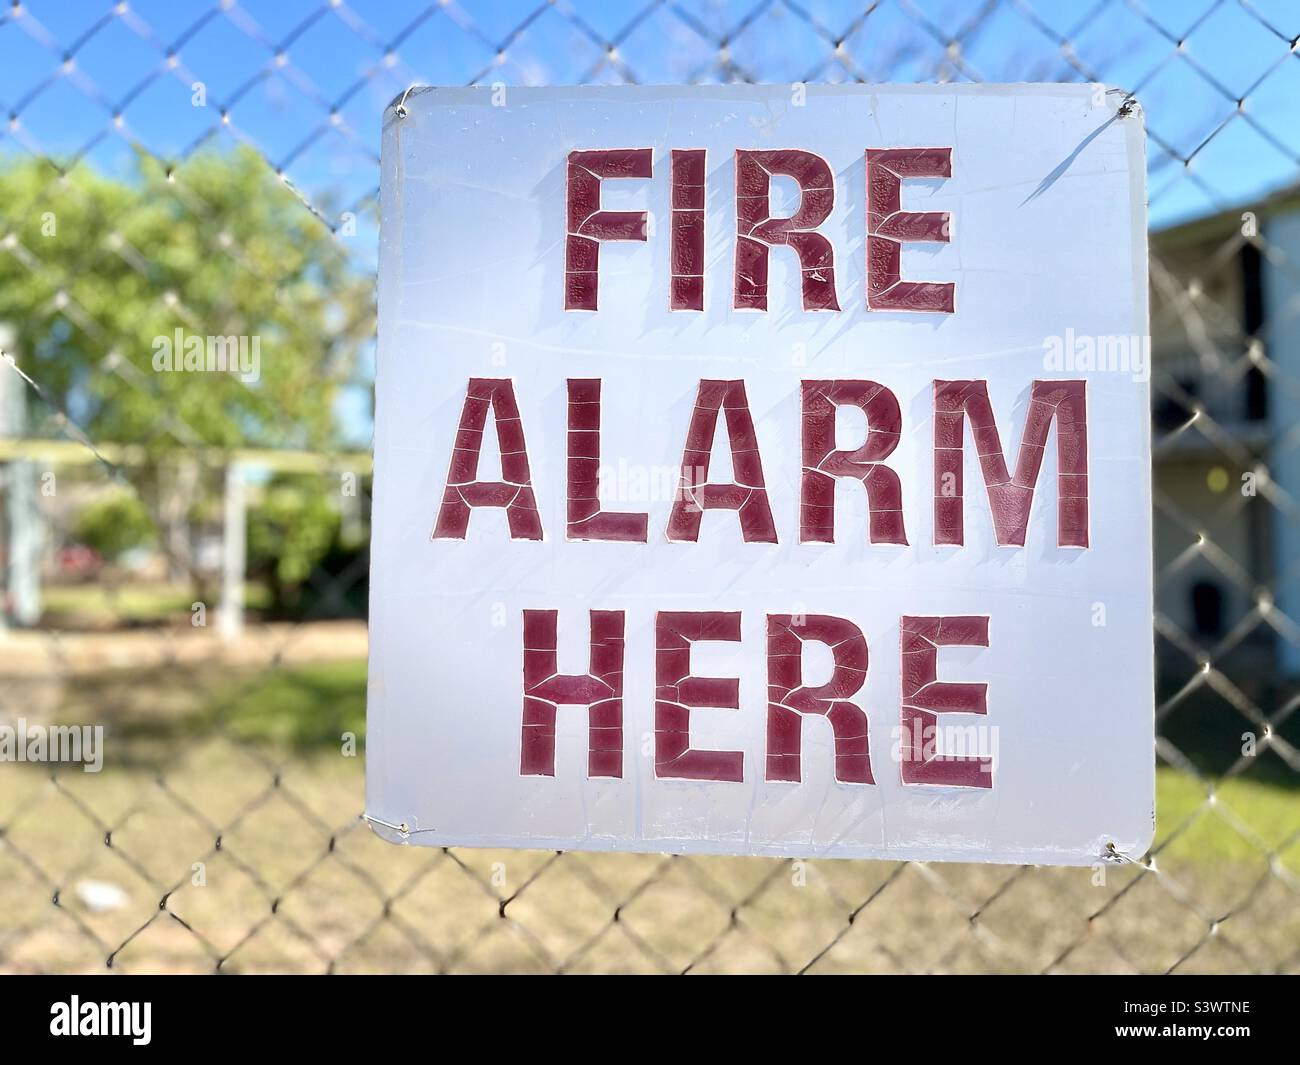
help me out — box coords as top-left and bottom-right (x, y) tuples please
(217, 460), (246, 641)
(0, 324), (41, 629)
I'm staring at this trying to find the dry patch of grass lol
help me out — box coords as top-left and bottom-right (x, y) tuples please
(1, 659), (1296, 974)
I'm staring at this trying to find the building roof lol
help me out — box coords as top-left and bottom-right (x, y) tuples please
(1155, 181), (1300, 251)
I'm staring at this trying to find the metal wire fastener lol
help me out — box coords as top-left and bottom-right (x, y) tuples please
(364, 813), (410, 836)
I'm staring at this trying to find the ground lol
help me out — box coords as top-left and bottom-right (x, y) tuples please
(0, 640), (1297, 974)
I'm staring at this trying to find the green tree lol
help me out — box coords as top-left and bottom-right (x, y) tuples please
(246, 475), (341, 614)
(0, 148), (374, 595)
(72, 490), (156, 562)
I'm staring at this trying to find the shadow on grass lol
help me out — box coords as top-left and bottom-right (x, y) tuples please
(50, 659), (367, 767)
(32, 659), (1300, 794)
(1157, 678), (1300, 790)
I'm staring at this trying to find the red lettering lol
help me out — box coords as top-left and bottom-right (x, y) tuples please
(767, 614), (872, 784)
(565, 148), (653, 311)
(899, 615), (991, 787)
(670, 149), (706, 311)
(934, 379), (1089, 547)
(433, 378), (543, 540)
(735, 149), (840, 311)
(667, 379), (778, 543)
(521, 609), (625, 777)
(865, 148), (954, 312)
(566, 379), (649, 542)
(655, 611), (744, 781)
(800, 379), (907, 544)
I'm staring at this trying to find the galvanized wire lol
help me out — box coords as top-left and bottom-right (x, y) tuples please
(0, 0), (1297, 974)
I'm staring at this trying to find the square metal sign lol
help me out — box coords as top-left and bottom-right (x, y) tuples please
(367, 84), (1154, 865)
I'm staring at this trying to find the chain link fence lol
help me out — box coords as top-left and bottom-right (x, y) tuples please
(0, 0), (1297, 974)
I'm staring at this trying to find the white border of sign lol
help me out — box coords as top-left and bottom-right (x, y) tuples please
(368, 84), (1154, 866)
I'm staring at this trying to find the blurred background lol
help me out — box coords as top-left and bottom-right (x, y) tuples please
(0, 0), (1297, 974)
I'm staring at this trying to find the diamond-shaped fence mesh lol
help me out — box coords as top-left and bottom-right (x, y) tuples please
(0, 0), (1296, 974)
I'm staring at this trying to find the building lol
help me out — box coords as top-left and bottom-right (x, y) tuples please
(1151, 184), (1300, 690)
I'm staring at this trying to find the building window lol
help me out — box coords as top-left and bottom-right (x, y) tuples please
(1191, 580), (1224, 639)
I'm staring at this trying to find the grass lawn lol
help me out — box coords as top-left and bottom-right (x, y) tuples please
(1, 656), (1296, 974)
(217, 659), (1298, 868)
(42, 581), (272, 626)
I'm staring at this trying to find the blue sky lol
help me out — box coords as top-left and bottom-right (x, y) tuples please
(2, 0), (1297, 235)
(1, 0), (1297, 443)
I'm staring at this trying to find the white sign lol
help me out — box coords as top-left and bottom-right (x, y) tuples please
(368, 85), (1154, 865)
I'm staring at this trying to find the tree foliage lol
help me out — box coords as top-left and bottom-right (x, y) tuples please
(0, 147), (372, 453)
(248, 476), (338, 590)
(0, 148), (374, 602)
(72, 490), (156, 562)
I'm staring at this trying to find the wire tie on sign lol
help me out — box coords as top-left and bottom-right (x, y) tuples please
(1102, 841), (1137, 865)
(393, 85), (417, 119)
(1101, 87), (1139, 119)
(364, 813), (410, 837)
